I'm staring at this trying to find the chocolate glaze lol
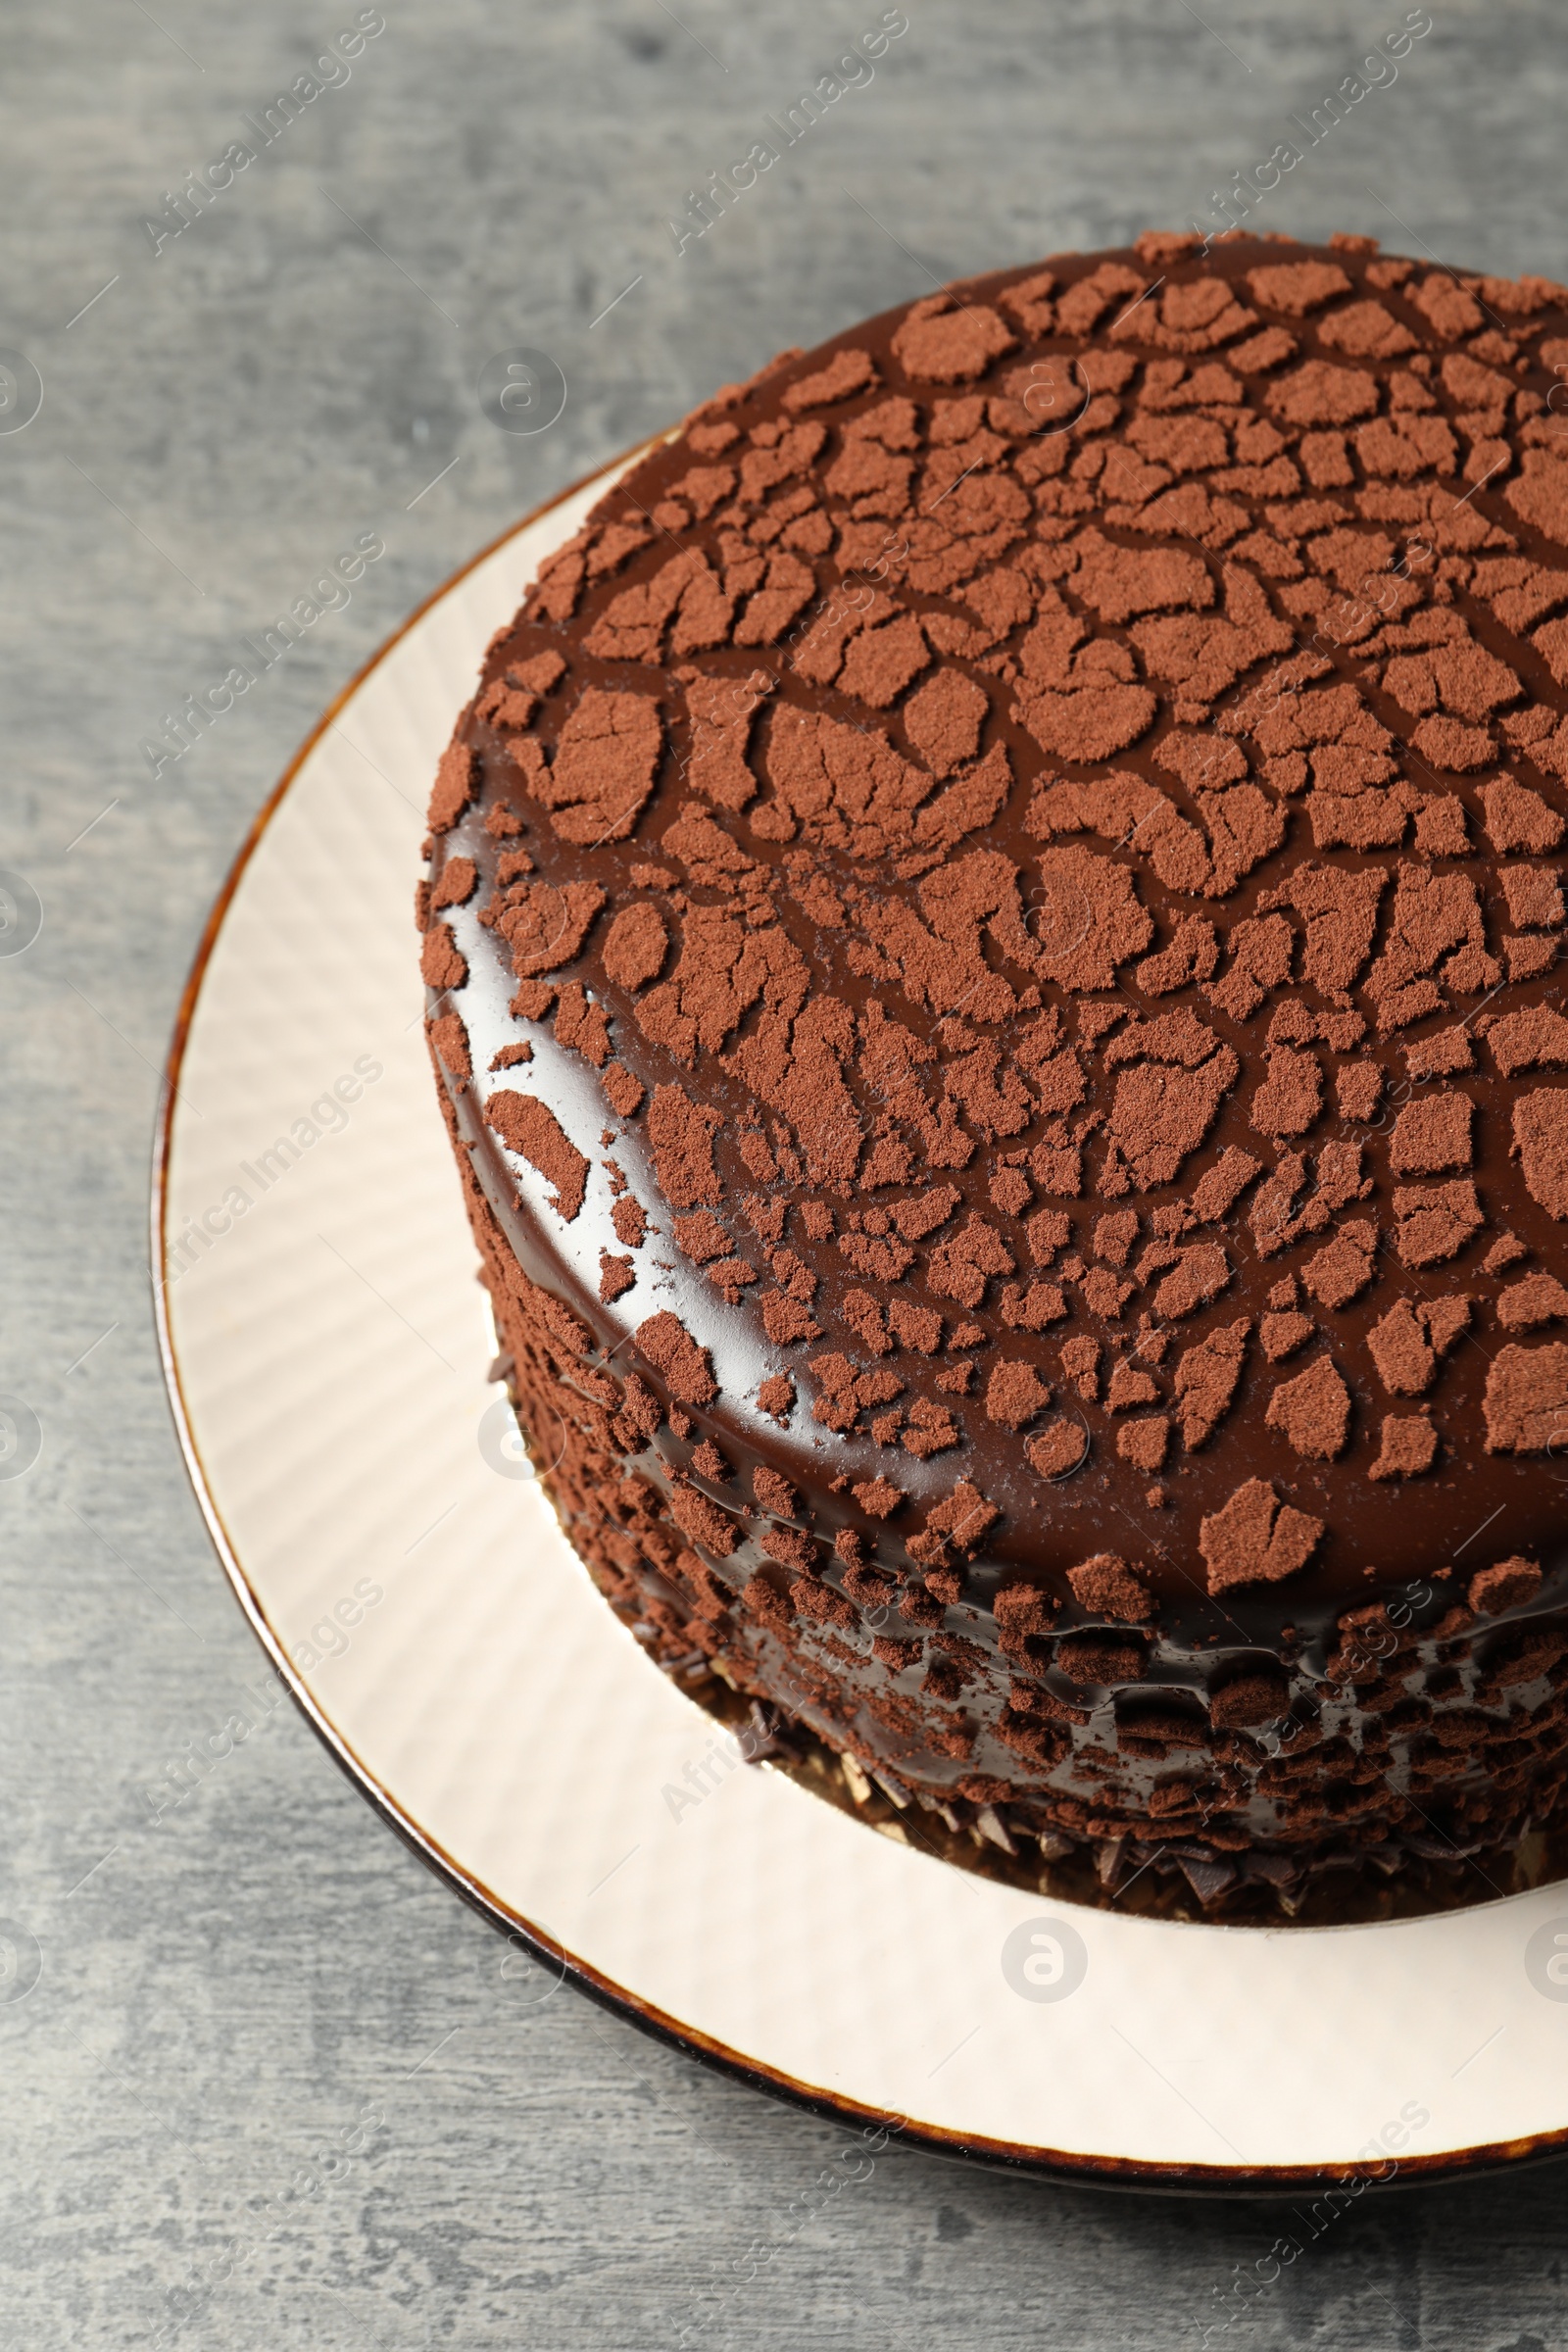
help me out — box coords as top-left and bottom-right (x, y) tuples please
(422, 232), (1568, 1900)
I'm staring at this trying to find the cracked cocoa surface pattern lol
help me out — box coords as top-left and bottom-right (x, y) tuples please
(420, 230), (1568, 1912)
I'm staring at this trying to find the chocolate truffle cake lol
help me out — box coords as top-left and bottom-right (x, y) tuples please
(420, 230), (1568, 1914)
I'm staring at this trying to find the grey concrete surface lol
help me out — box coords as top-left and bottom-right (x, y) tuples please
(4, 2), (1568, 2343)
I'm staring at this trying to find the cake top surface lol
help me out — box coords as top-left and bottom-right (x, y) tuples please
(424, 229), (1568, 1648)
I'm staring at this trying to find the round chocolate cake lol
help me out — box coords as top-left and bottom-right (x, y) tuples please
(420, 229), (1568, 1915)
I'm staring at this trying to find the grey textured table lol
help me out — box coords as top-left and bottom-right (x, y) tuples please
(5, 3), (1568, 2343)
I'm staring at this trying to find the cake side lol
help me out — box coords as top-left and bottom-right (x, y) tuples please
(419, 230), (1568, 1907)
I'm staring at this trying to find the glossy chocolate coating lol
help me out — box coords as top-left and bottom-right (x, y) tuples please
(423, 233), (1568, 1887)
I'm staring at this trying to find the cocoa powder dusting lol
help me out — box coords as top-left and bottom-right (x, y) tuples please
(423, 231), (1568, 1905)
